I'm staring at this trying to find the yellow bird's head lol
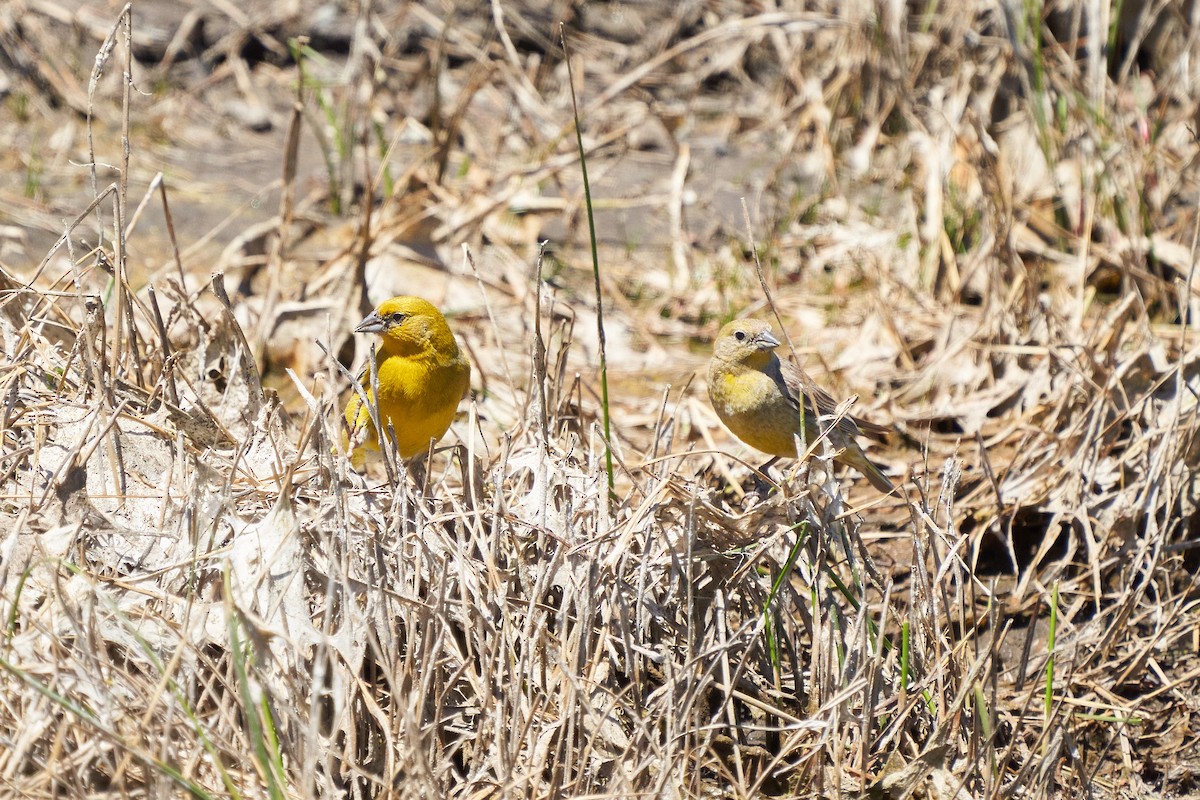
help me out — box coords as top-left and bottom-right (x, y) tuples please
(713, 319), (781, 367)
(354, 296), (460, 357)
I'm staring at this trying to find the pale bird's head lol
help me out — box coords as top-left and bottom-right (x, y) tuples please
(713, 319), (780, 364)
(354, 296), (457, 355)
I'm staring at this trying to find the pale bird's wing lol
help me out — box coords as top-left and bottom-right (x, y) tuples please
(773, 356), (889, 442)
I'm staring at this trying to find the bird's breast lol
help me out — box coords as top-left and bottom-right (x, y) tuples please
(375, 353), (467, 406)
(708, 365), (806, 458)
(710, 368), (787, 414)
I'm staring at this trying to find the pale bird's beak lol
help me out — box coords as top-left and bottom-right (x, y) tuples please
(755, 329), (780, 350)
(354, 311), (387, 334)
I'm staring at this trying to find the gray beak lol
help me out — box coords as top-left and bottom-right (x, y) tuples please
(756, 329), (780, 349)
(354, 311), (386, 334)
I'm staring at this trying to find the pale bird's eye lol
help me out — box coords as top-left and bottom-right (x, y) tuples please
(734, 330), (746, 342)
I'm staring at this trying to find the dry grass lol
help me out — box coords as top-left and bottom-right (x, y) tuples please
(2, 1), (1200, 797)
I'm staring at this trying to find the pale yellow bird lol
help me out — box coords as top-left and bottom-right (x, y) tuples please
(707, 318), (894, 492)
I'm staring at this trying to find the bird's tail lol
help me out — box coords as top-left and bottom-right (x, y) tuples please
(842, 448), (896, 493)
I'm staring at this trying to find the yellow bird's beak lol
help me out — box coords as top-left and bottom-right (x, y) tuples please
(354, 311), (386, 334)
(754, 329), (780, 350)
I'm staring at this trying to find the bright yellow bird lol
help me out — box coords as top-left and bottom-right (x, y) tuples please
(707, 318), (894, 492)
(344, 296), (471, 465)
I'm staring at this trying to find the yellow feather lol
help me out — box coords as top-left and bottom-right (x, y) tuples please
(344, 296), (471, 465)
(707, 319), (894, 493)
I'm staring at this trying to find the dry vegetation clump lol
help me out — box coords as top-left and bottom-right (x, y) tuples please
(2, 1), (1200, 797)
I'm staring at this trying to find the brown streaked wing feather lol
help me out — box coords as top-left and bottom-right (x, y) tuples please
(849, 413), (890, 441)
(774, 356), (890, 441)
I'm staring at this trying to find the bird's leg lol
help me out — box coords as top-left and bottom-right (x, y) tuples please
(749, 457), (781, 496)
(404, 455), (430, 494)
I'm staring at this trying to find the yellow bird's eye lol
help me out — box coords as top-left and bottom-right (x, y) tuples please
(390, 313), (406, 324)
